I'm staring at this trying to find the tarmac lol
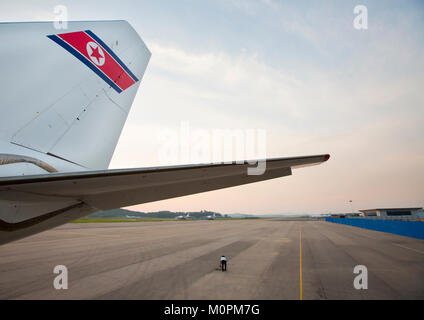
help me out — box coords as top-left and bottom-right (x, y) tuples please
(0, 219), (423, 299)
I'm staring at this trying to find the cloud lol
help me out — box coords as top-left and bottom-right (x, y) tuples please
(0, 0), (422, 214)
(216, 0), (278, 16)
(111, 37), (423, 214)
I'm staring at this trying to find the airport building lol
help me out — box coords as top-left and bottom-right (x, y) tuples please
(359, 207), (423, 218)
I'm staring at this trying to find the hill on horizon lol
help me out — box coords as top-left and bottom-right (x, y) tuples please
(86, 209), (226, 219)
(86, 209), (324, 219)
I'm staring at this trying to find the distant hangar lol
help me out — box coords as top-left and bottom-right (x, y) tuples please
(359, 207), (423, 218)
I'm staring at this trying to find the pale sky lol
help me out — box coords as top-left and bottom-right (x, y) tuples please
(1, 0), (423, 214)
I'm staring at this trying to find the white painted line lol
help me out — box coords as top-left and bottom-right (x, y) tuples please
(394, 244), (424, 255)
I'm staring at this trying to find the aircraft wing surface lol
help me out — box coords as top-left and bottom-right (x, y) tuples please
(0, 154), (330, 210)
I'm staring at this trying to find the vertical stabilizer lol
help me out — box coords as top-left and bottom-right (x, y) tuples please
(0, 20), (151, 169)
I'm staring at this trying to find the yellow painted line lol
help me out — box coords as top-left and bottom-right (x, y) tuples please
(299, 226), (303, 300)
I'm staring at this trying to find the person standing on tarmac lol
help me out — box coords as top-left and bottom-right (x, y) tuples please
(220, 255), (227, 272)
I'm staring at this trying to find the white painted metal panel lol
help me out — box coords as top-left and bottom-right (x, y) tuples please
(0, 20), (151, 169)
(49, 90), (129, 168)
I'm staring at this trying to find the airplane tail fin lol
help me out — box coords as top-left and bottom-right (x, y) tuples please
(0, 20), (150, 169)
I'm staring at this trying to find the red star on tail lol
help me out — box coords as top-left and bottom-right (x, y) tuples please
(89, 45), (103, 63)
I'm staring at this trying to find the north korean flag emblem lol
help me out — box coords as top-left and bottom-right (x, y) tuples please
(47, 30), (139, 93)
(86, 41), (105, 66)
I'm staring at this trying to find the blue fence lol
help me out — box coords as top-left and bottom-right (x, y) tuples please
(325, 217), (424, 240)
